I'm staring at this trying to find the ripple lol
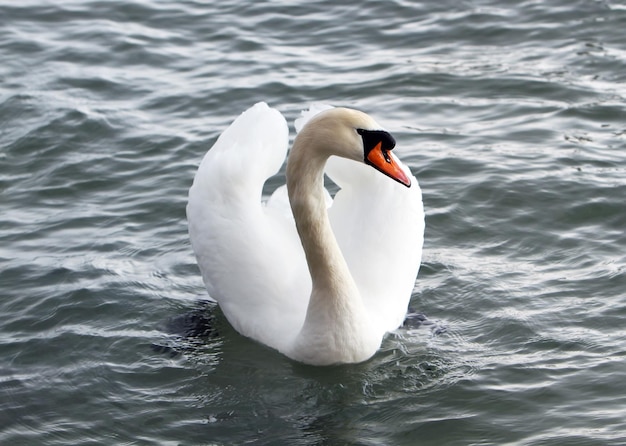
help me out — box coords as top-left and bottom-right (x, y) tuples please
(2, 0), (626, 444)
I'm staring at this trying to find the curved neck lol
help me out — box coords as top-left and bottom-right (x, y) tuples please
(286, 139), (355, 296)
(285, 135), (378, 365)
(282, 117), (389, 365)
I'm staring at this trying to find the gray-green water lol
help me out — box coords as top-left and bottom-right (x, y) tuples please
(2, 0), (626, 444)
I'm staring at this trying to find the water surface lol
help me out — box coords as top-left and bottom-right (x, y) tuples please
(1, 0), (626, 444)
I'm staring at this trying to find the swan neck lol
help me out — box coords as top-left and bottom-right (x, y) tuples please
(283, 123), (379, 365)
(287, 145), (347, 290)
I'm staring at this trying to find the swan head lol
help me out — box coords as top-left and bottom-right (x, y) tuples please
(293, 107), (411, 188)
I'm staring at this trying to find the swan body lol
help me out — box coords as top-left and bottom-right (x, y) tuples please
(187, 102), (424, 365)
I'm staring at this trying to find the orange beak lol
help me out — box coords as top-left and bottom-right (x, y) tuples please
(366, 142), (411, 187)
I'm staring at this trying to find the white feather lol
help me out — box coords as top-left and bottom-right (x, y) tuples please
(187, 102), (424, 365)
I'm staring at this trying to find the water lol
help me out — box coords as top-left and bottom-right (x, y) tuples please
(1, 0), (625, 444)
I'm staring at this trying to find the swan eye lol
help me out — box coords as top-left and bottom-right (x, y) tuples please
(382, 149), (391, 163)
(356, 128), (396, 158)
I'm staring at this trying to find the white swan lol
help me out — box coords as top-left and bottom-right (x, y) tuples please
(187, 102), (424, 365)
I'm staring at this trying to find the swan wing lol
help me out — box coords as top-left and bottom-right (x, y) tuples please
(326, 155), (424, 334)
(187, 102), (309, 352)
